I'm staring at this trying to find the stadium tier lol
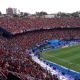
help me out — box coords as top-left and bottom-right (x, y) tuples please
(0, 17), (80, 34)
(0, 17), (80, 80)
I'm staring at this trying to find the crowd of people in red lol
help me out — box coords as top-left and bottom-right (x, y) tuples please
(0, 17), (80, 80)
(0, 29), (80, 52)
(0, 17), (80, 33)
(0, 48), (59, 80)
(0, 29), (80, 80)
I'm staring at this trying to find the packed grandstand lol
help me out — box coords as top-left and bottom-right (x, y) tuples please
(0, 16), (80, 80)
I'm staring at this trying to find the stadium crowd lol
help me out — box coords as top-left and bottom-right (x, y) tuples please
(0, 17), (80, 33)
(0, 29), (80, 80)
(0, 17), (80, 80)
(0, 45), (59, 80)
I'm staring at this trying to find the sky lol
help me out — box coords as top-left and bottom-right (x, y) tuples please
(0, 0), (80, 14)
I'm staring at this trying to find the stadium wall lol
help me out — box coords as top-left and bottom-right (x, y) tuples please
(43, 60), (80, 79)
(0, 27), (12, 37)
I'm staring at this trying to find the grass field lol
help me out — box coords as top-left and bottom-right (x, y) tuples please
(41, 44), (80, 72)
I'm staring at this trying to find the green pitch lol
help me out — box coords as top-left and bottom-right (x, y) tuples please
(41, 44), (80, 72)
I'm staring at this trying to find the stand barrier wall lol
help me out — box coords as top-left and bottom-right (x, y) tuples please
(43, 60), (80, 79)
